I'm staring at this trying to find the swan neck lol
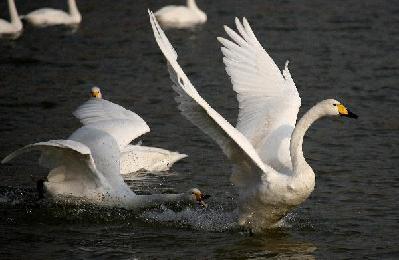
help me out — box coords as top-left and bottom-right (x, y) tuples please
(68, 0), (80, 17)
(8, 0), (21, 27)
(187, 0), (199, 10)
(290, 104), (324, 172)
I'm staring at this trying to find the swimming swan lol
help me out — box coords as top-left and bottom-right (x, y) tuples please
(154, 0), (206, 28)
(149, 11), (358, 231)
(0, 0), (22, 37)
(88, 87), (187, 174)
(22, 0), (81, 27)
(2, 91), (205, 209)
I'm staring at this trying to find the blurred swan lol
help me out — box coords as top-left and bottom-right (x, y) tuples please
(149, 11), (358, 231)
(87, 87), (187, 174)
(21, 0), (81, 27)
(2, 91), (205, 208)
(0, 0), (22, 37)
(154, 0), (206, 28)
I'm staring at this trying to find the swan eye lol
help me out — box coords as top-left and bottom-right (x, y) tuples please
(333, 104), (337, 106)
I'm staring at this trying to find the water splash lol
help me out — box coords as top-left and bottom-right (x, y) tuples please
(140, 205), (239, 232)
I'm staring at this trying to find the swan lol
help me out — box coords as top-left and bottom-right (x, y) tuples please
(87, 87), (187, 174)
(154, 0), (206, 28)
(0, 0), (22, 37)
(21, 0), (81, 27)
(149, 11), (358, 231)
(2, 89), (206, 209)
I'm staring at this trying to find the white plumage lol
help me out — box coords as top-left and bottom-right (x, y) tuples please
(2, 98), (200, 208)
(149, 11), (358, 231)
(155, 0), (206, 29)
(76, 89), (187, 174)
(21, 0), (81, 27)
(0, 0), (22, 37)
(120, 145), (187, 174)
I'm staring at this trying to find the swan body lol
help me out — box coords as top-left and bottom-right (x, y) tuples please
(149, 11), (358, 231)
(2, 97), (202, 208)
(22, 0), (81, 27)
(88, 87), (187, 174)
(0, 0), (22, 36)
(155, 0), (206, 28)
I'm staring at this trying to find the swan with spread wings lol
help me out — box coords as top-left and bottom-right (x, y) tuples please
(149, 11), (357, 231)
(2, 88), (205, 209)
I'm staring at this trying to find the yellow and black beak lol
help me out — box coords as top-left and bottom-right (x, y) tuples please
(337, 104), (358, 119)
(91, 91), (100, 98)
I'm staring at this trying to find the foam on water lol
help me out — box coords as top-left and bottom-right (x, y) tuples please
(140, 205), (239, 232)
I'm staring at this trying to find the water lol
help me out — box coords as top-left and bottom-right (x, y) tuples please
(0, 0), (398, 258)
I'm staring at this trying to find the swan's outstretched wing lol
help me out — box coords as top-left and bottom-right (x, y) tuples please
(2, 140), (109, 195)
(218, 18), (301, 171)
(149, 10), (277, 182)
(73, 98), (150, 149)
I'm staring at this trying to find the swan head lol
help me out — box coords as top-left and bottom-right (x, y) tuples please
(189, 188), (210, 208)
(90, 86), (102, 99)
(320, 99), (358, 119)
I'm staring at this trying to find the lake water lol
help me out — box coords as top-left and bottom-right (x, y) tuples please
(0, 0), (398, 259)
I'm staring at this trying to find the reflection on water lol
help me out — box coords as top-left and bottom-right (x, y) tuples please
(217, 230), (316, 259)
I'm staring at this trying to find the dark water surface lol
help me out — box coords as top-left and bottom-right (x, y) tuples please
(0, 0), (398, 259)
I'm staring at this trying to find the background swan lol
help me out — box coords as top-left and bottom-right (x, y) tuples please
(149, 11), (358, 231)
(21, 0), (81, 27)
(0, 0), (22, 37)
(154, 0), (206, 28)
(86, 87), (187, 174)
(2, 92), (205, 208)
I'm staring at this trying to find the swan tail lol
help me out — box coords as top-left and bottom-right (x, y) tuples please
(120, 145), (187, 174)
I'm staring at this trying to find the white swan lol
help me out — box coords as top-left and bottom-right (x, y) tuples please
(149, 11), (358, 231)
(0, 0), (22, 37)
(154, 0), (206, 28)
(21, 0), (81, 27)
(88, 87), (187, 174)
(2, 91), (205, 208)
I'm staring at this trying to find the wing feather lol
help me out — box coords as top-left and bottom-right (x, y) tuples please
(73, 98), (150, 149)
(1, 140), (108, 190)
(219, 17), (301, 171)
(149, 10), (277, 181)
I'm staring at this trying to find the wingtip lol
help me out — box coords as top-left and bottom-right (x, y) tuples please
(175, 153), (188, 161)
(148, 9), (156, 20)
(1, 154), (12, 164)
(234, 17), (242, 27)
(242, 17), (251, 29)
